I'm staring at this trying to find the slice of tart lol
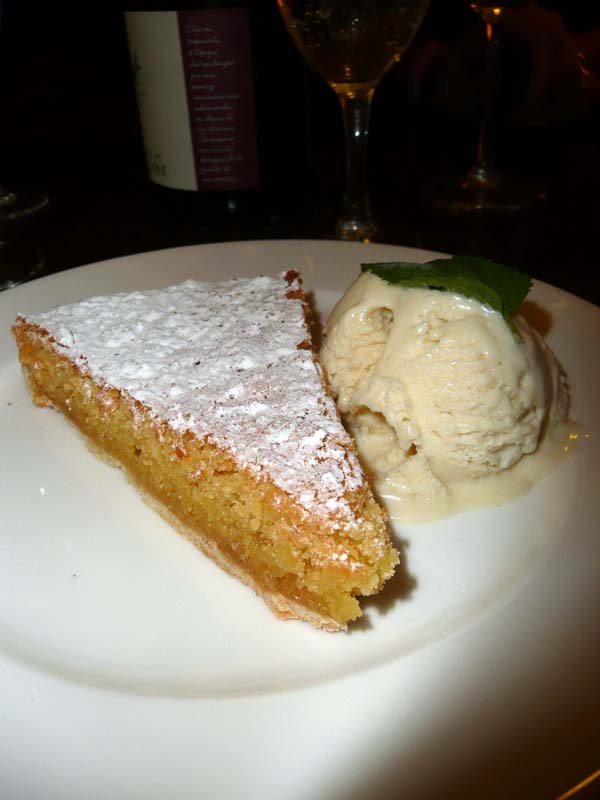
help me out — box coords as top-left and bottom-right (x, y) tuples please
(12, 270), (397, 630)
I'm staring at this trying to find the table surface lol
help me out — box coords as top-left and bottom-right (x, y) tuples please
(15, 165), (600, 310)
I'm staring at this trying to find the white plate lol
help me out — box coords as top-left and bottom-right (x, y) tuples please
(1, 240), (598, 800)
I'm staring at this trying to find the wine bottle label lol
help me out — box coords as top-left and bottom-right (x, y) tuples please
(125, 9), (259, 192)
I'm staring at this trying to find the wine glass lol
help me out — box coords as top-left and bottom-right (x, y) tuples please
(0, 0), (48, 290)
(277, 0), (430, 242)
(0, 176), (49, 295)
(421, 0), (545, 213)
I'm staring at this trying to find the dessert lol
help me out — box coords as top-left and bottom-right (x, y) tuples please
(320, 258), (569, 520)
(12, 271), (398, 631)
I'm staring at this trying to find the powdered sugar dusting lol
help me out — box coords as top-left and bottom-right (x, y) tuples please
(22, 274), (365, 522)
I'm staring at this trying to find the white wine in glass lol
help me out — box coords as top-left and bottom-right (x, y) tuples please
(277, 0), (430, 241)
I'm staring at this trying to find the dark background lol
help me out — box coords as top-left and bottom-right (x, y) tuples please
(1, 0), (599, 307)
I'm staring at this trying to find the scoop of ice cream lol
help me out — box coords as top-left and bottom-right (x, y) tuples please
(320, 271), (568, 509)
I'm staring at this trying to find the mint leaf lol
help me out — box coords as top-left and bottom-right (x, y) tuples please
(361, 255), (532, 321)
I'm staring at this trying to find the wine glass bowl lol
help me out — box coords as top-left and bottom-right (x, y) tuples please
(277, 0), (430, 241)
(278, 3), (425, 88)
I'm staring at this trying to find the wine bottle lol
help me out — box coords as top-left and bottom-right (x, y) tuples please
(124, 1), (310, 224)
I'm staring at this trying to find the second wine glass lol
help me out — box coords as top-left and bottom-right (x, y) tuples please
(277, 0), (430, 242)
(421, 0), (546, 214)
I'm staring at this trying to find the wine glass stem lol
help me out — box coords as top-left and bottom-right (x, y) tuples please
(475, 20), (501, 176)
(335, 87), (377, 241)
